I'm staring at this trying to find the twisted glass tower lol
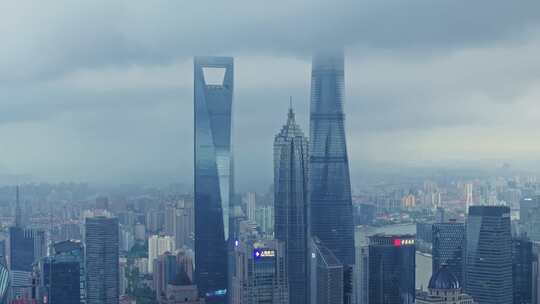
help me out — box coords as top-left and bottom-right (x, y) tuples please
(309, 50), (355, 267)
(274, 106), (309, 304)
(194, 56), (233, 303)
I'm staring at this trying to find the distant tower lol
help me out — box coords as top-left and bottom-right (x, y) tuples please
(15, 186), (22, 228)
(194, 56), (234, 303)
(465, 206), (512, 304)
(274, 104), (309, 304)
(85, 216), (119, 304)
(465, 183), (473, 213)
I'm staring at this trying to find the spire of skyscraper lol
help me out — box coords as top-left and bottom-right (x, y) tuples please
(274, 102), (309, 304)
(286, 98), (296, 127)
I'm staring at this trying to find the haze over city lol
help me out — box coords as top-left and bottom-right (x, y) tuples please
(2, 1), (540, 189)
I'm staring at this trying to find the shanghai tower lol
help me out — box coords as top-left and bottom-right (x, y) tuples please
(309, 50), (355, 268)
(274, 105), (309, 304)
(194, 56), (234, 303)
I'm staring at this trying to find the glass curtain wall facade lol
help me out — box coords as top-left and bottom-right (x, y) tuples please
(8, 227), (45, 299)
(432, 222), (465, 285)
(368, 234), (416, 304)
(311, 237), (344, 304)
(512, 236), (533, 304)
(309, 49), (355, 267)
(274, 107), (309, 304)
(194, 56), (234, 302)
(465, 206), (512, 304)
(85, 217), (119, 304)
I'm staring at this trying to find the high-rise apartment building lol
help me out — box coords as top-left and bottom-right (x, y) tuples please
(175, 200), (194, 250)
(230, 239), (288, 304)
(465, 206), (512, 304)
(194, 56), (234, 302)
(368, 234), (416, 304)
(465, 183), (473, 213)
(309, 49), (355, 270)
(274, 106), (309, 304)
(243, 193), (256, 223)
(432, 221), (465, 285)
(148, 235), (175, 273)
(255, 206), (274, 235)
(85, 216), (119, 304)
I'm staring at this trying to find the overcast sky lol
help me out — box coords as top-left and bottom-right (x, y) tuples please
(1, 1), (540, 189)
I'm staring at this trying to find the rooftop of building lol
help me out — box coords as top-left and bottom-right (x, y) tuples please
(428, 265), (460, 290)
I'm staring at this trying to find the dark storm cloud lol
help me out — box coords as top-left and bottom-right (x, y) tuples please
(1, 1), (540, 187)
(2, 0), (540, 82)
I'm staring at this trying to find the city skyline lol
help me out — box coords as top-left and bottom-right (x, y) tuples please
(2, 2), (540, 304)
(2, 2), (540, 188)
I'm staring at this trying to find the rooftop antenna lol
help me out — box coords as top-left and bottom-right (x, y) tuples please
(287, 96), (295, 123)
(289, 96), (293, 110)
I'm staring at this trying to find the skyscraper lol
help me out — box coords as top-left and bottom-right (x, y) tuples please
(309, 50), (355, 268)
(8, 227), (45, 299)
(274, 105), (309, 304)
(465, 206), (512, 304)
(34, 240), (84, 304)
(230, 239), (288, 304)
(432, 221), (465, 285)
(194, 56), (234, 303)
(512, 236), (533, 304)
(310, 237), (344, 304)
(368, 234), (416, 304)
(85, 216), (119, 304)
